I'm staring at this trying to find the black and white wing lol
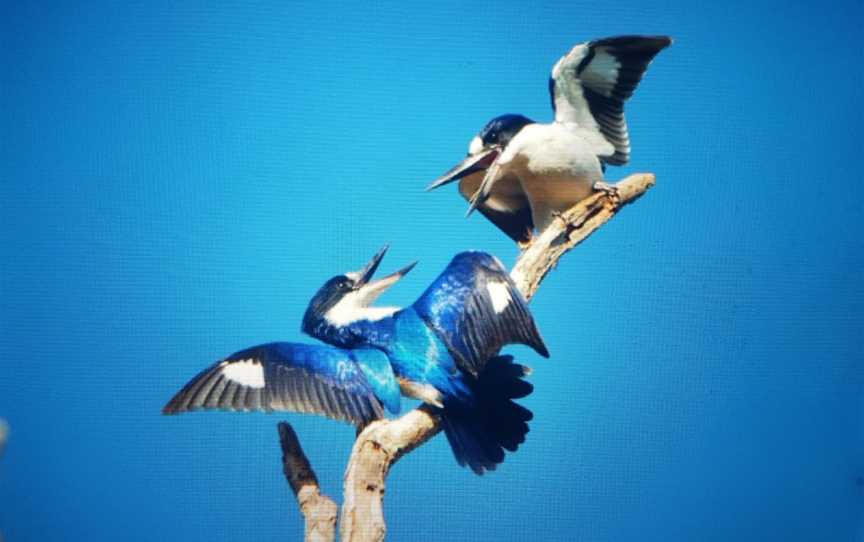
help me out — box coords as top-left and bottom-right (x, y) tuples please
(162, 342), (387, 426)
(413, 251), (549, 377)
(548, 35), (671, 165)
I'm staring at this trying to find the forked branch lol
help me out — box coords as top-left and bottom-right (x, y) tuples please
(280, 172), (656, 541)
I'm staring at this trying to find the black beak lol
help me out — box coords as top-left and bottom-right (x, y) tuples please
(380, 260), (418, 283)
(351, 245), (417, 299)
(425, 147), (500, 191)
(355, 245), (389, 287)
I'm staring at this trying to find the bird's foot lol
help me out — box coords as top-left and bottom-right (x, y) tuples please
(593, 181), (620, 204)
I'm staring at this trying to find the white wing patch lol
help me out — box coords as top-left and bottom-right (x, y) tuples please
(580, 48), (620, 97)
(221, 359), (265, 388)
(549, 36), (671, 165)
(486, 281), (512, 314)
(551, 43), (588, 80)
(548, 45), (615, 158)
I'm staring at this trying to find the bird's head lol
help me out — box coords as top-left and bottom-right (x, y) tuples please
(427, 114), (535, 191)
(302, 245), (416, 331)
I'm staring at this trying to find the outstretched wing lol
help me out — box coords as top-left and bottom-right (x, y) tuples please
(548, 35), (671, 165)
(162, 342), (389, 426)
(413, 252), (549, 377)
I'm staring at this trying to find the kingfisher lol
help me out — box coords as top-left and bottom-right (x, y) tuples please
(163, 246), (549, 474)
(427, 35), (672, 245)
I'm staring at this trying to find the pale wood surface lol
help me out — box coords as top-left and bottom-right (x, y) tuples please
(280, 173), (657, 541)
(278, 422), (338, 542)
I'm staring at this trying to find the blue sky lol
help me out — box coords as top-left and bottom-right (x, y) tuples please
(1, 2), (862, 541)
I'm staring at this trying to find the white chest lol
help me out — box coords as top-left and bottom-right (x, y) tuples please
(513, 123), (601, 176)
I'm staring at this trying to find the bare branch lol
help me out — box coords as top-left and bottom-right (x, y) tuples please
(337, 173), (655, 541)
(279, 422), (338, 542)
(279, 173), (656, 541)
(340, 406), (441, 542)
(512, 173), (656, 300)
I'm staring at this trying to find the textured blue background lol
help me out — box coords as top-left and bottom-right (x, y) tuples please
(1, 2), (862, 541)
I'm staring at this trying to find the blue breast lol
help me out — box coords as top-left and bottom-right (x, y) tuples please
(351, 347), (402, 414)
(385, 309), (471, 404)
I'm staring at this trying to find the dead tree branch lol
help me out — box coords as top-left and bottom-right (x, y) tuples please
(511, 173), (655, 298)
(280, 172), (656, 541)
(339, 405), (441, 541)
(279, 422), (338, 542)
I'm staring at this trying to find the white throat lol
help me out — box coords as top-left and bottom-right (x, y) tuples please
(324, 291), (399, 326)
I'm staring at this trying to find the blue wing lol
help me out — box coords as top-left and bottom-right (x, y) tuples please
(162, 342), (399, 425)
(413, 251), (549, 377)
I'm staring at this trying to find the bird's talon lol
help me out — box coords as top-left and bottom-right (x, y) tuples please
(593, 181), (620, 203)
(593, 181), (617, 195)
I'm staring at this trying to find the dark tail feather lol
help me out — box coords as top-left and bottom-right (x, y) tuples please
(439, 355), (534, 475)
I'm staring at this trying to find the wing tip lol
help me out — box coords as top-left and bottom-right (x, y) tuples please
(160, 398), (240, 416)
(534, 340), (551, 359)
(592, 34), (673, 52)
(162, 394), (181, 415)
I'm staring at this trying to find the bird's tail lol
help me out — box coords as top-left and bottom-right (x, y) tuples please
(439, 355), (533, 475)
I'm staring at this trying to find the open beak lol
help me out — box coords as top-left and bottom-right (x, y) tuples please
(362, 260), (417, 297)
(425, 147), (500, 191)
(351, 245), (417, 303)
(354, 245), (389, 287)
